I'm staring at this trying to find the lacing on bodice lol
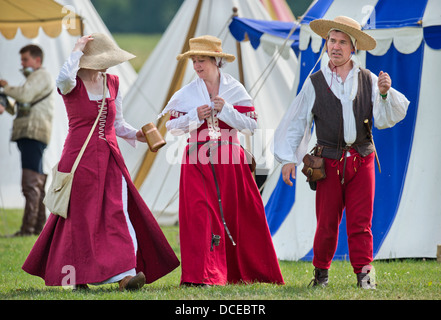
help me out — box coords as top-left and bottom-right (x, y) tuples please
(97, 99), (108, 141)
(206, 110), (221, 140)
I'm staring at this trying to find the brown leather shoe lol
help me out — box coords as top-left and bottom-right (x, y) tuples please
(356, 272), (377, 289)
(73, 284), (89, 291)
(308, 268), (329, 287)
(182, 282), (211, 288)
(119, 272), (146, 291)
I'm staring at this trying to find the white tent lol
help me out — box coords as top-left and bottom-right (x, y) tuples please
(119, 0), (298, 225)
(0, 0), (137, 209)
(259, 0), (441, 260)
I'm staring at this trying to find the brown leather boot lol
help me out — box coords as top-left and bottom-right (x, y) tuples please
(308, 268), (329, 287)
(118, 272), (146, 291)
(16, 169), (44, 236)
(34, 173), (47, 235)
(356, 272), (377, 289)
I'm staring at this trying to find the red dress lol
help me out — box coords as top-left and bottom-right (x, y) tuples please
(22, 74), (179, 286)
(175, 107), (284, 285)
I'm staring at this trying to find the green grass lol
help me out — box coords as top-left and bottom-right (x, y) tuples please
(3, 34), (438, 312)
(1, 208), (441, 300)
(113, 33), (162, 73)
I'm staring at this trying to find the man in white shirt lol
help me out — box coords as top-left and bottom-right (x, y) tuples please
(273, 16), (409, 289)
(0, 45), (54, 236)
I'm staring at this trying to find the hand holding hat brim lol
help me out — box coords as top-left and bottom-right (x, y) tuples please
(79, 33), (136, 70)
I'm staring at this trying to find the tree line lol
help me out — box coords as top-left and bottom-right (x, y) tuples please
(91, 0), (184, 34)
(91, 0), (312, 34)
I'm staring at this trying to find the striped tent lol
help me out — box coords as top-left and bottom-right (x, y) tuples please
(231, 0), (441, 260)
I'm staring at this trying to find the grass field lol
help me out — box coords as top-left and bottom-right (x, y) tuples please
(113, 33), (162, 72)
(1, 208), (441, 302)
(1, 33), (440, 307)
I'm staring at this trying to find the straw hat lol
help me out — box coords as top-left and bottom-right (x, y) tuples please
(309, 16), (376, 51)
(177, 35), (235, 62)
(79, 33), (135, 70)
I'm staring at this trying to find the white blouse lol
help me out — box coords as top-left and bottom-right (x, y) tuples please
(164, 72), (257, 138)
(273, 63), (410, 166)
(56, 50), (138, 147)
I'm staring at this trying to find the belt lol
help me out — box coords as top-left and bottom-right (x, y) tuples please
(315, 144), (357, 185)
(16, 90), (52, 118)
(187, 140), (241, 156)
(187, 140), (237, 247)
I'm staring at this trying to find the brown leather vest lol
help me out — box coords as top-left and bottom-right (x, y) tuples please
(310, 68), (375, 159)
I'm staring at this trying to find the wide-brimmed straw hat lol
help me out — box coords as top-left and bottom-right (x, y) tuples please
(79, 33), (135, 70)
(310, 16), (376, 51)
(177, 35), (235, 62)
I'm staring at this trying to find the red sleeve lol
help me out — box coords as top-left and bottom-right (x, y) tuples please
(233, 105), (258, 120)
(169, 110), (187, 120)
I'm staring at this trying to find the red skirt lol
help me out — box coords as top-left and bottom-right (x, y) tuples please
(179, 139), (284, 285)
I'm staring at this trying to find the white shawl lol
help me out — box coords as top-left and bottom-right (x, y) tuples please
(158, 71), (252, 118)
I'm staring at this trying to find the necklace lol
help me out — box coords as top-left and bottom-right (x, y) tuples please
(205, 75), (220, 100)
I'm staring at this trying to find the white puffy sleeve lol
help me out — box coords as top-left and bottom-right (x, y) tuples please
(272, 78), (316, 166)
(114, 88), (138, 147)
(371, 72), (409, 129)
(216, 100), (257, 134)
(165, 108), (204, 136)
(56, 50), (83, 95)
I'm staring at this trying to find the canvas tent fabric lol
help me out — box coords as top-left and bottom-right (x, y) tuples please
(119, 0), (298, 225)
(249, 0), (441, 260)
(0, 0), (83, 39)
(0, 0), (137, 210)
(229, 16), (301, 57)
(260, 0), (295, 22)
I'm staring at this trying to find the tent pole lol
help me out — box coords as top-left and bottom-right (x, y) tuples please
(133, 0), (204, 189)
(233, 7), (253, 178)
(233, 7), (245, 85)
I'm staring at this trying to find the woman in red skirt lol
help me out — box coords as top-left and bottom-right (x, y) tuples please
(22, 34), (179, 290)
(160, 35), (284, 286)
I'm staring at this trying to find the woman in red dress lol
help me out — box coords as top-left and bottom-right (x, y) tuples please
(22, 34), (179, 290)
(161, 35), (284, 286)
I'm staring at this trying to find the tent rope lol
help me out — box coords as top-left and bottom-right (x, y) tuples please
(125, 77), (164, 115)
(248, 21), (300, 100)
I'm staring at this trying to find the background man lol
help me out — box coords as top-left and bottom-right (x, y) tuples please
(0, 44), (54, 236)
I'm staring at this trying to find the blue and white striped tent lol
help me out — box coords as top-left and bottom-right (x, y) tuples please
(230, 0), (441, 260)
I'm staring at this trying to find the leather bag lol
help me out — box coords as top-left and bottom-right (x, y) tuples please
(301, 154), (326, 182)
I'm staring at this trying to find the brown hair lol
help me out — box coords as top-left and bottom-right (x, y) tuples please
(19, 44), (44, 63)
